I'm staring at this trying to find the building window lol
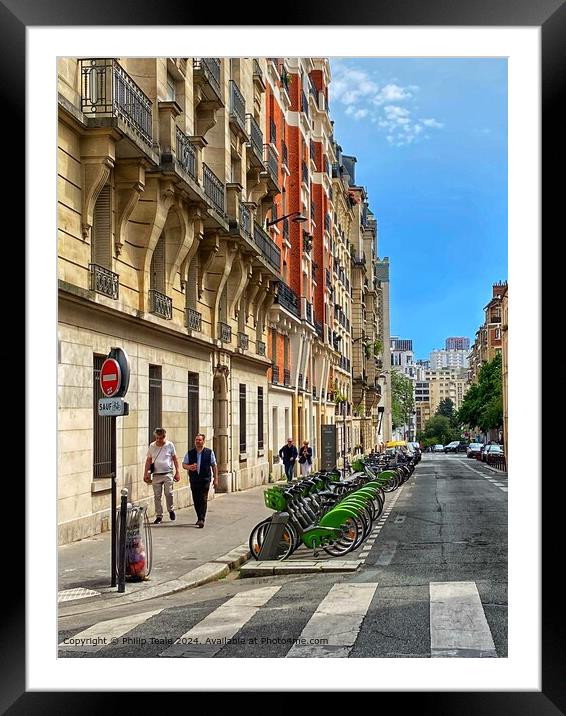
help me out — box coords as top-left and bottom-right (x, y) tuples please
(93, 354), (113, 479)
(188, 372), (199, 446)
(258, 387), (264, 449)
(239, 384), (246, 453)
(149, 365), (162, 444)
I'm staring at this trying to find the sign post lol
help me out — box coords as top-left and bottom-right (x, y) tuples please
(98, 347), (130, 589)
(320, 424), (337, 471)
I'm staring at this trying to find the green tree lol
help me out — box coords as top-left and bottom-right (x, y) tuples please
(456, 353), (503, 433)
(436, 397), (455, 419)
(422, 415), (460, 446)
(390, 370), (414, 434)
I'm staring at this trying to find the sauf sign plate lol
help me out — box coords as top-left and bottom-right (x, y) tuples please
(98, 397), (129, 417)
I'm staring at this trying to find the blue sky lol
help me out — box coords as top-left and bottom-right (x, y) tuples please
(328, 58), (508, 360)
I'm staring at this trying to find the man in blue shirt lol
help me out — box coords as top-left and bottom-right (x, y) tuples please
(182, 433), (218, 528)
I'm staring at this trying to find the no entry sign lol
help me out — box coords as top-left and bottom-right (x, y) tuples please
(99, 358), (122, 396)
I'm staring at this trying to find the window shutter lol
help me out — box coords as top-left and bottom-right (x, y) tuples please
(92, 185), (112, 268)
(151, 236), (165, 292)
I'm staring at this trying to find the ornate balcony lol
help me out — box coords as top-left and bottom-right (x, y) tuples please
(90, 264), (119, 299)
(254, 223), (281, 272)
(175, 127), (197, 181)
(149, 289), (172, 319)
(246, 114), (264, 166)
(80, 58), (153, 147)
(193, 58), (222, 101)
(203, 163), (225, 216)
(185, 307), (202, 331)
(218, 322), (232, 343)
(229, 80), (247, 135)
(263, 143), (279, 190)
(274, 281), (299, 317)
(238, 332), (249, 350)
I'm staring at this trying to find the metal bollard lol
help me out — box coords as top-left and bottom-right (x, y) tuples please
(117, 488), (128, 593)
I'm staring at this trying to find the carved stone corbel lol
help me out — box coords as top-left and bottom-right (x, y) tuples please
(197, 234), (220, 298)
(114, 161), (145, 257)
(80, 132), (116, 241)
(230, 254), (253, 318)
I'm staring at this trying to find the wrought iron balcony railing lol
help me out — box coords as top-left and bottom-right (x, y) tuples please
(274, 281), (299, 317)
(239, 202), (252, 240)
(253, 59), (263, 83)
(90, 263), (119, 299)
(254, 223), (281, 271)
(149, 289), (172, 319)
(257, 340), (266, 357)
(264, 143), (279, 186)
(283, 368), (291, 386)
(176, 127), (197, 181)
(282, 216), (289, 242)
(229, 80), (246, 134)
(314, 320), (323, 338)
(218, 322), (232, 343)
(193, 58), (221, 97)
(185, 307), (202, 331)
(202, 163), (225, 215)
(246, 113), (264, 164)
(238, 332), (249, 350)
(80, 59), (153, 147)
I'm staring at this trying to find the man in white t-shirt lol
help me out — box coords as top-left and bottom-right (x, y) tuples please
(143, 428), (180, 524)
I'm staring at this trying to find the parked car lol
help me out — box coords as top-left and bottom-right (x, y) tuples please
(482, 444), (503, 463)
(433, 444), (445, 453)
(467, 442), (484, 458)
(444, 441), (461, 453)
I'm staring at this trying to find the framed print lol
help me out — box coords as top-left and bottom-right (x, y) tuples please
(10, 0), (561, 709)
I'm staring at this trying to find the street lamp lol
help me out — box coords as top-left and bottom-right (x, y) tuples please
(265, 211), (307, 227)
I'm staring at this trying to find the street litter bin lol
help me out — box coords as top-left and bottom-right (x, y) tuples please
(116, 503), (153, 580)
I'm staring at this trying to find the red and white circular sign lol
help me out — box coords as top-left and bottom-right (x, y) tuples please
(99, 358), (122, 396)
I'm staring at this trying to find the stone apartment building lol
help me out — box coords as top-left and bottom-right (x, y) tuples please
(57, 56), (392, 543)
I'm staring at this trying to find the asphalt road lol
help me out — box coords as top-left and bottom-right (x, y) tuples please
(58, 454), (507, 659)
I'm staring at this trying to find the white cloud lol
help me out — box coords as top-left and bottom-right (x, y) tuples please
(422, 118), (444, 129)
(329, 63), (443, 147)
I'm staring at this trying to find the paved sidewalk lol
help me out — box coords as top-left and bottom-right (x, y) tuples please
(58, 484), (272, 616)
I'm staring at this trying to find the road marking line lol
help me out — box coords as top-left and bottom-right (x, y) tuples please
(459, 460), (507, 484)
(430, 581), (497, 658)
(286, 583), (378, 658)
(58, 608), (163, 652)
(159, 586), (280, 657)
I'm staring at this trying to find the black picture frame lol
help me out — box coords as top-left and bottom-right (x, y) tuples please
(11, 0), (560, 710)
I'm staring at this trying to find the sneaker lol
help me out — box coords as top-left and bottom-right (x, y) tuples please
(169, 511), (176, 521)
(196, 519), (204, 528)
(153, 516), (162, 524)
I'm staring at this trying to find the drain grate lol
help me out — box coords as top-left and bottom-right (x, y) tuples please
(57, 587), (101, 603)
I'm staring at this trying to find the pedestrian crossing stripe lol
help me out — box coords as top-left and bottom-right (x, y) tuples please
(160, 586), (280, 657)
(58, 580), (500, 658)
(59, 608), (163, 652)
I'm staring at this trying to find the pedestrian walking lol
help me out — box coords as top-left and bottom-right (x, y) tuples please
(298, 440), (313, 476)
(182, 433), (218, 528)
(143, 428), (180, 524)
(279, 438), (298, 482)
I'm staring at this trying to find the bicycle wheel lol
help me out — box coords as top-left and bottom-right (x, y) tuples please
(249, 518), (297, 561)
(323, 516), (362, 556)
